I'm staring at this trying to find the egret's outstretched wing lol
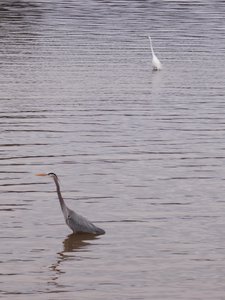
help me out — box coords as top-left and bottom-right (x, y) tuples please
(66, 208), (105, 235)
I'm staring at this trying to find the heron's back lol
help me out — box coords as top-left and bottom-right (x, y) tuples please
(65, 208), (105, 235)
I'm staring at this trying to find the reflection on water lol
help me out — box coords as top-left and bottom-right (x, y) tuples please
(1, 0), (225, 299)
(51, 234), (97, 277)
(62, 233), (98, 253)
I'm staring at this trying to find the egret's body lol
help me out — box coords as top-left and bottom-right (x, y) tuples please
(36, 173), (105, 235)
(148, 36), (162, 71)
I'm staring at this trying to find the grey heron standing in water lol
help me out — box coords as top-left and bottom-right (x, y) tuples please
(36, 173), (105, 235)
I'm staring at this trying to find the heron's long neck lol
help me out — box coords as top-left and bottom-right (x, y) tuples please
(53, 177), (66, 211)
(149, 37), (155, 56)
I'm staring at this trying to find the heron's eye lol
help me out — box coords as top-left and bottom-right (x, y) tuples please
(48, 173), (59, 182)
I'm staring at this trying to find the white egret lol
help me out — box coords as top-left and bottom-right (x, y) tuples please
(148, 35), (162, 71)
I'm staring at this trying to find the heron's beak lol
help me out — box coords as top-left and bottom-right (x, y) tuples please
(36, 173), (48, 176)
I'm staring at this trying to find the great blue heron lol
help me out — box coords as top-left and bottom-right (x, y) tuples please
(148, 35), (162, 71)
(36, 173), (105, 235)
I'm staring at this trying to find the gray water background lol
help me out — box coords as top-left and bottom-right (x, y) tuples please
(1, 0), (225, 299)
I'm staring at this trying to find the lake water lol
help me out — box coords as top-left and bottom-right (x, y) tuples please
(1, 1), (225, 299)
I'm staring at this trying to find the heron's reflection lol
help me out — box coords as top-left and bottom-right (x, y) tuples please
(62, 233), (98, 252)
(50, 233), (98, 276)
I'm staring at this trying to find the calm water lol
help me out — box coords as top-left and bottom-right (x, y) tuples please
(1, 0), (225, 299)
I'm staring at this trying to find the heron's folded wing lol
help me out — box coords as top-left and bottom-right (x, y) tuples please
(66, 209), (99, 234)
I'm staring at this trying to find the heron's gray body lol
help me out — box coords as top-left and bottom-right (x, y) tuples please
(50, 173), (105, 235)
(64, 206), (105, 235)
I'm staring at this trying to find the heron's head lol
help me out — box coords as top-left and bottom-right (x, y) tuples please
(36, 172), (59, 181)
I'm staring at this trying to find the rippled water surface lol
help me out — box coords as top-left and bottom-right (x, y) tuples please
(1, 1), (225, 299)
